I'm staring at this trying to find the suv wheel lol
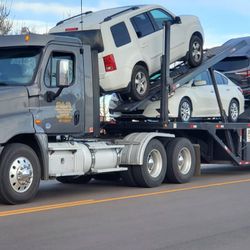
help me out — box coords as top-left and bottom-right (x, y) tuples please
(130, 65), (150, 101)
(188, 35), (203, 67)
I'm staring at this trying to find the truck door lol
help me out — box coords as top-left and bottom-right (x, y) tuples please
(36, 44), (85, 134)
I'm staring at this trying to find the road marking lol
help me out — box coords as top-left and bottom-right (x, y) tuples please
(1, 178), (250, 217)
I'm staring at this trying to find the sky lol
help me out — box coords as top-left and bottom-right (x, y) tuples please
(7, 0), (250, 48)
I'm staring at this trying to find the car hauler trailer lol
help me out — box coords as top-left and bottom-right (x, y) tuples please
(0, 22), (248, 204)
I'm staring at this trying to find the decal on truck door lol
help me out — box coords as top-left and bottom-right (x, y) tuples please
(56, 101), (73, 123)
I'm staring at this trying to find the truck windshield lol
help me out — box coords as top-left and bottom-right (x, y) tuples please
(0, 47), (41, 86)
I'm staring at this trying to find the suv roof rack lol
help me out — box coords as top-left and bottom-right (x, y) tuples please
(103, 6), (139, 22)
(56, 11), (93, 26)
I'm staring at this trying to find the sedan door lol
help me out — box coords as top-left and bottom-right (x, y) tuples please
(191, 71), (217, 117)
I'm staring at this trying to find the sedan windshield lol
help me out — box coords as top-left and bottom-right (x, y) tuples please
(0, 47), (41, 86)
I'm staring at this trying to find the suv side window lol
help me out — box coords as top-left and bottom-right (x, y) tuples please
(149, 9), (174, 30)
(111, 22), (131, 47)
(131, 13), (155, 38)
(45, 52), (74, 87)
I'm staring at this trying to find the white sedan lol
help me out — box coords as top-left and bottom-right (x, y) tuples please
(143, 70), (244, 122)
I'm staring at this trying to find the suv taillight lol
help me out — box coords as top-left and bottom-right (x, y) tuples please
(103, 54), (117, 72)
(236, 70), (250, 77)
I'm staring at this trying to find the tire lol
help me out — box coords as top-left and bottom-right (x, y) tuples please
(228, 99), (239, 122)
(188, 35), (203, 67)
(0, 143), (41, 204)
(56, 175), (92, 184)
(130, 65), (150, 101)
(166, 138), (195, 183)
(120, 167), (138, 187)
(178, 98), (192, 122)
(132, 139), (167, 188)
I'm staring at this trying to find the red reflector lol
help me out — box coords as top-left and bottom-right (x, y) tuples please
(65, 27), (78, 32)
(189, 124), (197, 129)
(103, 54), (117, 72)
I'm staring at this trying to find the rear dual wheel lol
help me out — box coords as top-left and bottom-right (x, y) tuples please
(121, 139), (167, 188)
(121, 138), (195, 187)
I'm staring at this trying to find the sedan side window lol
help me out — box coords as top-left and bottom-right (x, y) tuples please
(150, 9), (174, 30)
(194, 71), (212, 85)
(131, 13), (155, 38)
(215, 72), (226, 85)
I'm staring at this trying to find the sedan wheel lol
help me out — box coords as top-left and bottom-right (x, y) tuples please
(228, 99), (239, 122)
(178, 98), (192, 122)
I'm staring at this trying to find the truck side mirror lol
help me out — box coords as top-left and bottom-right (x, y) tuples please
(174, 16), (182, 24)
(56, 59), (72, 87)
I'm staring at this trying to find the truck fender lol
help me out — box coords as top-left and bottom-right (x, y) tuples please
(119, 132), (175, 165)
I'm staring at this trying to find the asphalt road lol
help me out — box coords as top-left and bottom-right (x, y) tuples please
(1, 165), (250, 250)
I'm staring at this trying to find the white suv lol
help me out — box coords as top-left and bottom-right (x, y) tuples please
(50, 5), (204, 100)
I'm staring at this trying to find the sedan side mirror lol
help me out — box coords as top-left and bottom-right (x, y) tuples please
(174, 16), (182, 24)
(56, 59), (72, 87)
(193, 80), (207, 86)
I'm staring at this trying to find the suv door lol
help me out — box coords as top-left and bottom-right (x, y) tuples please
(130, 12), (159, 74)
(37, 44), (85, 134)
(148, 9), (185, 64)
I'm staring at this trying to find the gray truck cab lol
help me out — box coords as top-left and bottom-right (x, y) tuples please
(0, 34), (96, 142)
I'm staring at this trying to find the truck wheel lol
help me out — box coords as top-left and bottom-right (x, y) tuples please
(130, 65), (150, 101)
(56, 175), (92, 184)
(120, 167), (138, 187)
(166, 138), (195, 183)
(0, 143), (41, 204)
(228, 99), (239, 122)
(188, 35), (203, 67)
(132, 139), (167, 188)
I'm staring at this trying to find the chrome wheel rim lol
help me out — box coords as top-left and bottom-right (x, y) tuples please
(9, 157), (33, 193)
(192, 41), (202, 63)
(177, 147), (192, 175)
(135, 71), (148, 96)
(230, 102), (239, 121)
(146, 149), (162, 178)
(180, 101), (191, 122)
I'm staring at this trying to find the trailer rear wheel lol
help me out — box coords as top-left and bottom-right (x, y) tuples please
(166, 138), (195, 183)
(132, 139), (167, 188)
(0, 143), (41, 204)
(56, 175), (92, 184)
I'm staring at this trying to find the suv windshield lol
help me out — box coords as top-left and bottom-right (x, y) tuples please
(0, 47), (41, 86)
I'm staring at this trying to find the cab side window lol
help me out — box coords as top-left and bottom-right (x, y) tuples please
(45, 52), (74, 87)
(149, 9), (174, 30)
(131, 13), (155, 38)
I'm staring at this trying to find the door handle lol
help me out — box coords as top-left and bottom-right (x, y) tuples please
(74, 111), (80, 125)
